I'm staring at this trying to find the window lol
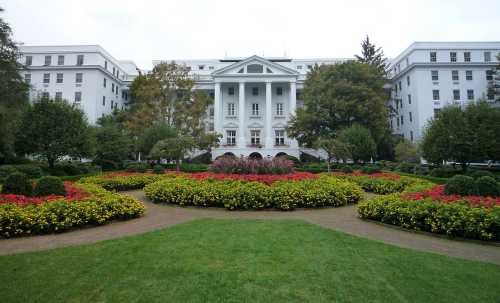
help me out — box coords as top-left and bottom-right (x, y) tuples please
(111, 100), (114, 108)
(486, 70), (494, 81)
(432, 90), (440, 100)
(77, 55), (84, 66)
(228, 87), (235, 95)
(400, 115), (404, 125)
(104, 61), (108, 69)
(434, 108), (441, 117)
(396, 117), (400, 127)
(450, 52), (457, 62)
(484, 52), (491, 62)
(252, 87), (259, 96)
(276, 87), (283, 96)
(226, 130), (236, 146)
(250, 130), (260, 145)
(431, 70), (439, 81)
(252, 103), (259, 116)
(116, 70), (119, 78)
(406, 76), (410, 86)
(400, 99), (403, 108)
(467, 89), (474, 100)
(247, 64), (263, 73)
(112, 67), (116, 76)
(208, 123), (214, 131)
(410, 131), (414, 142)
(398, 81), (402, 91)
(112, 83), (115, 92)
(198, 65), (204, 70)
(209, 66), (214, 70)
(307, 65), (313, 70)
(452, 70), (459, 81)
(209, 91), (214, 98)
(55, 92), (62, 100)
(464, 52), (471, 62)
(42, 92), (49, 99)
(466, 70), (473, 80)
(43, 73), (50, 84)
(227, 103), (235, 116)
(25, 56), (32, 66)
(102, 96), (106, 106)
(453, 89), (460, 100)
(74, 92), (82, 103)
(276, 103), (283, 116)
(103, 78), (107, 87)
(56, 73), (63, 83)
(209, 107), (214, 118)
(116, 87), (119, 95)
(297, 65), (302, 70)
(76, 73), (83, 83)
(408, 94), (411, 104)
(57, 55), (64, 65)
(430, 52), (437, 62)
(488, 91), (495, 100)
(44, 55), (51, 66)
(409, 111), (413, 122)
(275, 130), (285, 146)
(24, 73), (31, 84)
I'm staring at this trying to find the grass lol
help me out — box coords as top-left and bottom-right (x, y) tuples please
(1, 219), (499, 303)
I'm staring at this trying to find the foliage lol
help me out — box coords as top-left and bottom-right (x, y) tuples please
(337, 124), (376, 163)
(314, 137), (351, 171)
(0, 164), (43, 179)
(80, 173), (168, 191)
(209, 156), (294, 175)
(0, 7), (30, 163)
(335, 172), (423, 194)
(358, 193), (500, 241)
(149, 135), (197, 171)
(153, 164), (164, 174)
(287, 61), (389, 152)
(0, 182), (145, 238)
(1, 172), (32, 196)
(188, 172), (317, 185)
(125, 162), (149, 173)
(144, 175), (363, 211)
(475, 176), (500, 197)
(15, 97), (93, 168)
(92, 114), (133, 170)
(355, 35), (387, 77)
(341, 166), (353, 173)
(137, 122), (177, 156)
(395, 140), (418, 163)
(444, 175), (476, 196)
(34, 176), (66, 196)
(1, 181), (87, 206)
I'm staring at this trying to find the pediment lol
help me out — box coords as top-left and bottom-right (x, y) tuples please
(272, 122), (287, 128)
(247, 121), (264, 128)
(223, 122), (239, 128)
(212, 55), (298, 76)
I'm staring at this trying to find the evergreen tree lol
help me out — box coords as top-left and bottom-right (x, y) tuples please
(355, 35), (387, 77)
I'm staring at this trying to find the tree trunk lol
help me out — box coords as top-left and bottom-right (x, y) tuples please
(176, 159), (181, 172)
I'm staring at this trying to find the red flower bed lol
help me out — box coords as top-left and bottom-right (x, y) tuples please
(334, 171), (401, 180)
(0, 182), (89, 207)
(404, 184), (500, 208)
(188, 172), (318, 185)
(102, 172), (156, 179)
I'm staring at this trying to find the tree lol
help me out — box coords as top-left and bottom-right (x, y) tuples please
(355, 35), (387, 77)
(314, 137), (351, 172)
(149, 135), (196, 171)
(337, 124), (376, 163)
(395, 140), (418, 163)
(287, 61), (389, 150)
(93, 112), (133, 169)
(137, 122), (177, 158)
(0, 7), (29, 163)
(15, 97), (93, 168)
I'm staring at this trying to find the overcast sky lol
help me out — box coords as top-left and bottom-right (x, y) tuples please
(3, 0), (500, 69)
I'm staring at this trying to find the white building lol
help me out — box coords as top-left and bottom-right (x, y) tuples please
(19, 45), (140, 124)
(388, 42), (500, 142)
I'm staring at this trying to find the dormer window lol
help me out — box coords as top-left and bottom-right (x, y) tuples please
(247, 64), (263, 73)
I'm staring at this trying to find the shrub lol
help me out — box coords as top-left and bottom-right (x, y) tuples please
(336, 173), (422, 194)
(1, 172), (33, 196)
(361, 165), (381, 174)
(0, 165), (18, 179)
(358, 194), (500, 241)
(341, 166), (353, 173)
(188, 152), (212, 164)
(35, 176), (66, 196)
(209, 157), (294, 175)
(444, 175), (476, 196)
(125, 162), (149, 173)
(180, 163), (208, 173)
(468, 170), (496, 180)
(474, 176), (500, 197)
(395, 163), (414, 173)
(412, 165), (430, 176)
(80, 173), (168, 191)
(153, 165), (164, 174)
(0, 164), (43, 179)
(297, 163), (327, 173)
(429, 166), (460, 178)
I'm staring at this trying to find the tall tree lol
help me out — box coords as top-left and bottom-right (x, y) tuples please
(336, 124), (377, 163)
(0, 7), (29, 163)
(395, 140), (418, 163)
(287, 61), (389, 151)
(15, 97), (93, 168)
(355, 35), (387, 76)
(149, 135), (196, 171)
(313, 137), (351, 172)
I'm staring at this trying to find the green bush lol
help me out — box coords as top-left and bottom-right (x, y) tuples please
(358, 194), (500, 241)
(80, 174), (169, 191)
(125, 162), (149, 173)
(429, 166), (461, 178)
(412, 165), (430, 176)
(361, 165), (381, 174)
(341, 166), (353, 173)
(0, 165), (18, 179)
(395, 163), (414, 173)
(474, 176), (500, 197)
(468, 170), (496, 180)
(188, 152), (212, 164)
(144, 175), (364, 211)
(444, 175), (476, 196)
(181, 163), (208, 173)
(335, 173), (423, 194)
(35, 176), (66, 196)
(1, 172), (33, 196)
(0, 164), (43, 179)
(153, 165), (164, 174)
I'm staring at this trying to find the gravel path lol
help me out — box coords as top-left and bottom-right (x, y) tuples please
(1, 190), (499, 265)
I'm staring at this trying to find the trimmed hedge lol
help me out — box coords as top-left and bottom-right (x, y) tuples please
(358, 194), (500, 241)
(444, 175), (476, 196)
(0, 183), (145, 238)
(1, 172), (33, 196)
(80, 174), (168, 191)
(35, 176), (66, 196)
(335, 174), (423, 194)
(144, 175), (364, 211)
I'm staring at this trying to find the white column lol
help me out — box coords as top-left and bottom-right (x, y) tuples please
(265, 81), (273, 148)
(214, 82), (222, 136)
(238, 82), (246, 148)
(289, 81), (298, 148)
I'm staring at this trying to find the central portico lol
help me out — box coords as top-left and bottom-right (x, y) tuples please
(209, 56), (300, 159)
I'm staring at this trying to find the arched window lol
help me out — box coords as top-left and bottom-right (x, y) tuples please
(247, 64), (263, 73)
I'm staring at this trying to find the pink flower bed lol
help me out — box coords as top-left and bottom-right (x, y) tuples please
(404, 184), (500, 208)
(102, 172), (156, 179)
(187, 172), (318, 185)
(0, 182), (89, 207)
(334, 171), (401, 180)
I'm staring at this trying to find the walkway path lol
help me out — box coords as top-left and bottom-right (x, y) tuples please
(1, 191), (500, 265)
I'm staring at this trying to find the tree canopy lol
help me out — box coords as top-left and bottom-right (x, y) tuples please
(355, 35), (387, 77)
(337, 124), (376, 163)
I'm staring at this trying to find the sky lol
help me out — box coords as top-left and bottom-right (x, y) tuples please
(3, 0), (500, 69)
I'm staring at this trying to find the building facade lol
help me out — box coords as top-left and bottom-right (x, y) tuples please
(18, 45), (140, 124)
(387, 42), (500, 142)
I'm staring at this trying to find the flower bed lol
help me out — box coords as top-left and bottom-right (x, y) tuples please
(188, 172), (318, 185)
(80, 173), (175, 191)
(0, 182), (145, 238)
(144, 175), (363, 211)
(333, 171), (422, 194)
(0, 182), (88, 206)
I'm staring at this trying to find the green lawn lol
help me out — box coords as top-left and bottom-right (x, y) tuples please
(1, 219), (499, 303)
